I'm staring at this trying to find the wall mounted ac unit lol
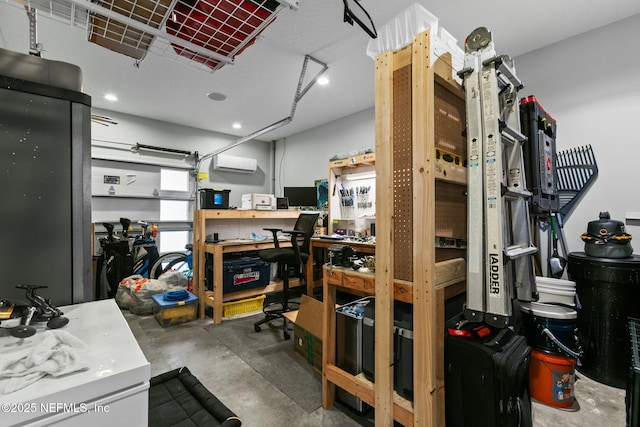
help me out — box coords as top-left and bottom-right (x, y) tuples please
(213, 154), (258, 173)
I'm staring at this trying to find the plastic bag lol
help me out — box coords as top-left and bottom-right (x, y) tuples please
(114, 274), (143, 309)
(127, 276), (165, 315)
(366, 3), (439, 59)
(115, 286), (134, 309)
(158, 270), (189, 290)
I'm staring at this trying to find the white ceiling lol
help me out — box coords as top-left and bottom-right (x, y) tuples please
(1, 0), (639, 142)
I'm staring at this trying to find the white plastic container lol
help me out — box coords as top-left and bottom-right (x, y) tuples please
(535, 277), (576, 306)
(536, 276), (576, 289)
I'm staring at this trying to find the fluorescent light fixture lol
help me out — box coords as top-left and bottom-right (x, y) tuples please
(232, 123), (242, 129)
(104, 93), (118, 102)
(317, 76), (329, 85)
(345, 172), (376, 181)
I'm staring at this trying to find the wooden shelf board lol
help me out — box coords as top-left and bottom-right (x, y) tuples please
(434, 161), (467, 185)
(203, 278), (302, 306)
(323, 258), (465, 299)
(325, 365), (414, 426)
(196, 209), (301, 220)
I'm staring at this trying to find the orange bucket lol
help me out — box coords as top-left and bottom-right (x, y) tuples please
(529, 349), (576, 407)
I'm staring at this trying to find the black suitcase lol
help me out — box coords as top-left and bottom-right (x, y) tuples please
(445, 322), (533, 427)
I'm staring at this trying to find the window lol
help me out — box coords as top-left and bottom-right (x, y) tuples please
(159, 169), (191, 252)
(160, 168), (190, 192)
(160, 200), (189, 221)
(158, 230), (190, 253)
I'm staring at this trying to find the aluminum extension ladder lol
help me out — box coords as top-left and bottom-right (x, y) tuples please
(459, 27), (538, 328)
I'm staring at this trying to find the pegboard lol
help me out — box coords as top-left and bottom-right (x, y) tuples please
(434, 82), (466, 158)
(434, 81), (467, 240)
(392, 63), (413, 282)
(435, 180), (467, 239)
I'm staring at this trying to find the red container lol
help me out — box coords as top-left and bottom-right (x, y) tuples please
(529, 349), (576, 408)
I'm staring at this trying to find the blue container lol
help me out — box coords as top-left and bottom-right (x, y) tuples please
(152, 290), (199, 327)
(223, 256), (270, 293)
(520, 302), (580, 357)
(152, 290), (198, 307)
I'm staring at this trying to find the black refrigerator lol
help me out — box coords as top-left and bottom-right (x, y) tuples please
(0, 47), (92, 305)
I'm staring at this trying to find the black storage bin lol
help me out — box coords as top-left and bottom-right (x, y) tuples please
(393, 325), (414, 400)
(567, 252), (640, 388)
(222, 256), (270, 293)
(627, 318), (640, 427)
(362, 301), (414, 400)
(336, 299), (371, 414)
(199, 188), (230, 209)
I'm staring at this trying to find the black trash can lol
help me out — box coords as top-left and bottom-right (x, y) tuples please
(567, 252), (640, 388)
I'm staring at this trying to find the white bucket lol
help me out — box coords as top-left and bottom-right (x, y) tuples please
(535, 277), (576, 306)
(536, 277), (576, 289)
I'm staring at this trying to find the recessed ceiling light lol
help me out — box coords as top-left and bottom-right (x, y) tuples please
(232, 123), (242, 129)
(104, 94), (118, 102)
(207, 92), (227, 101)
(317, 76), (329, 85)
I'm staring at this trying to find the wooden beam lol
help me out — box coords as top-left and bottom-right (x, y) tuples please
(322, 271), (337, 409)
(434, 161), (467, 185)
(193, 211), (205, 318)
(434, 258), (467, 290)
(411, 29), (437, 427)
(197, 209), (300, 220)
(374, 47), (395, 427)
(436, 286), (446, 427)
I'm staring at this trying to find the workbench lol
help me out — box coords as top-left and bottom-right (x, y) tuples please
(192, 209), (301, 323)
(306, 237), (376, 294)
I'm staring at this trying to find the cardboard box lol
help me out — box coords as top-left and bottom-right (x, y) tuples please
(152, 291), (198, 327)
(284, 294), (324, 372)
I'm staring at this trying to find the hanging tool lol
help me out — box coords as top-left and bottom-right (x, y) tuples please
(548, 213), (567, 278)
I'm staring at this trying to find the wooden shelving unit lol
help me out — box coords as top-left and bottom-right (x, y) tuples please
(321, 29), (468, 426)
(328, 153), (376, 236)
(192, 209), (301, 322)
(322, 262), (465, 425)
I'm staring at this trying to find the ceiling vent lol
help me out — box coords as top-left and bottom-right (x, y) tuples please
(212, 154), (257, 173)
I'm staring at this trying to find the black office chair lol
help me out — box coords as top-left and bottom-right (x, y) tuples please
(254, 212), (319, 340)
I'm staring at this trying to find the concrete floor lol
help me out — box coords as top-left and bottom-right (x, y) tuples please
(124, 311), (627, 426)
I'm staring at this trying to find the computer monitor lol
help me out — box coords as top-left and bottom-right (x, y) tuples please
(284, 186), (317, 208)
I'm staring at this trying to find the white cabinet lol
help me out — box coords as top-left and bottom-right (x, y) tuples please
(0, 300), (150, 427)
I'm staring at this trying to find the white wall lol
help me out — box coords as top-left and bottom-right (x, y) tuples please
(276, 14), (640, 259)
(91, 108), (273, 208)
(516, 13), (640, 256)
(273, 108), (375, 195)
